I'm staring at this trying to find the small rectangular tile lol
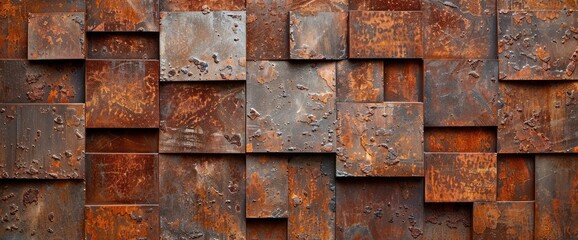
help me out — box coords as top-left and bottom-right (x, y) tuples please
(498, 0), (577, 11)
(247, 219), (288, 240)
(87, 32), (159, 59)
(497, 154), (534, 201)
(289, 11), (348, 60)
(246, 154), (288, 218)
(28, 12), (85, 60)
(473, 201), (534, 240)
(85, 205), (159, 240)
(349, 0), (421, 10)
(384, 59), (423, 102)
(247, 0), (291, 60)
(86, 128), (159, 153)
(424, 127), (497, 153)
(160, 0), (246, 11)
(86, 0), (159, 32)
(336, 60), (384, 103)
(424, 203), (472, 240)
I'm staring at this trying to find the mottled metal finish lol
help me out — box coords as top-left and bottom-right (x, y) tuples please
(349, 0), (421, 10)
(424, 59), (498, 126)
(247, 219), (287, 240)
(246, 61), (336, 153)
(159, 154), (246, 239)
(160, 0), (246, 11)
(424, 127), (497, 152)
(288, 154), (335, 240)
(498, 0), (578, 11)
(86, 153), (159, 204)
(86, 129), (159, 153)
(498, 81), (578, 153)
(159, 82), (245, 153)
(425, 153), (497, 202)
(423, 0), (497, 59)
(289, 11), (347, 60)
(27, 12), (86, 60)
(247, 0), (291, 60)
(424, 203), (472, 240)
(290, 0), (348, 11)
(86, 60), (160, 128)
(349, 11), (423, 58)
(336, 102), (424, 177)
(384, 60), (423, 102)
(0, 180), (84, 239)
(336, 178), (425, 239)
(87, 32), (159, 59)
(246, 154), (288, 218)
(85, 205), (159, 240)
(497, 154), (534, 201)
(472, 201), (534, 240)
(86, 0), (159, 32)
(160, 11), (246, 81)
(336, 60), (384, 103)
(498, 10), (578, 80)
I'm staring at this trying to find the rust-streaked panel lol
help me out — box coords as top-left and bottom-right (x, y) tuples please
(27, 12), (85, 60)
(86, 153), (158, 204)
(246, 154), (288, 218)
(349, 0), (421, 10)
(159, 82), (245, 153)
(87, 0), (159, 32)
(497, 154), (534, 201)
(289, 0), (348, 11)
(384, 60), (423, 102)
(86, 128), (159, 153)
(336, 178), (424, 239)
(424, 203), (472, 240)
(160, 11), (246, 81)
(87, 32), (159, 59)
(86, 60), (160, 128)
(247, 219), (287, 240)
(424, 127), (497, 153)
(160, 0), (246, 11)
(247, 0), (291, 60)
(289, 11), (347, 60)
(85, 205), (159, 240)
(246, 61), (336, 153)
(336, 60), (384, 103)
(498, 0), (578, 10)
(349, 11), (423, 58)
(336, 102), (424, 177)
(159, 154), (245, 239)
(425, 153), (497, 202)
(473, 201), (534, 240)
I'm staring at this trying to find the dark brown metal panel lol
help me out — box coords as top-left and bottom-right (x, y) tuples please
(349, 11), (423, 58)
(425, 153), (497, 202)
(86, 0), (159, 32)
(159, 11), (246, 81)
(289, 0), (348, 11)
(423, 0), (497, 59)
(247, 219), (288, 240)
(424, 203), (472, 240)
(384, 59), (423, 102)
(159, 154), (246, 239)
(159, 82), (245, 153)
(349, 0), (421, 10)
(424, 127), (497, 153)
(86, 128), (159, 153)
(246, 61), (336, 153)
(85, 60), (160, 128)
(336, 102), (424, 177)
(246, 0), (291, 60)
(336, 60), (384, 103)
(27, 12), (86, 60)
(246, 154), (288, 218)
(87, 32), (159, 59)
(0, 105), (17, 178)
(497, 154), (534, 201)
(288, 154), (335, 240)
(498, 0), (578, 11)
(160, 0), (246, 11)
(289, 11), (347, 60)
(85, 205), (159, 240)
(336, 178), (425, 239)
(472, 201), (534, 240)
(424, 59), (498, 127)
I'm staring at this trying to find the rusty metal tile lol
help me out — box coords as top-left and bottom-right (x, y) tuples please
(289, 11), (347, 60)
(336, 178), (425, 239)
(87, 32), (159, 59)
(336, 60), (384, 103)
(87, 0), (159, 32)
(288, 154), (335, 240)
(423, 0), (497, 59)
(498, 0), (578, 11)
(86, 153), (158, 204)
(424, 59), (499, 127)
(473, 201), (534, 240)
(86, 60), (160, 128)
(160, 0), (246, 11)
(289, 0), (348, 11)
(498, 10), (578, 80)
(497, 154), (534, 201)
(384, 59), (423, 102)
(246, 154), (288, 218)
(160, 11), (246, 81)
(86, 128), (159, 153)
(424, 203), (472, 240)
(498, 81), (578, 153)
(424, 127), (497, 153)
(0, 180), (84, 239)
(246, 61), (336, 153)
(336, 102), (424, 177)
(27, 12), (85, 60)
(85, 205), (159, 240)
(159, 154), (245, 239)
(349, 0), (421, 10)
(247, 0), (291, 60)
(247, 219), (287, 240)
(159, 82), (245, 153)
(425, 153), (497, 202)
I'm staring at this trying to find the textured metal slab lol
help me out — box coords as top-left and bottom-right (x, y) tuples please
(86, 60), (160, 128)
(424, 203), (472, 240)
(349, 0), (421, 10)
(247, 219), (287, 240)
(87, 32), (159, 59)
(86, 0), (159, 32)
(86, 128), (159, 153)
(349, 11), (423, 58)
(246, 154), (288, 218)
(336, 102), (424, 177)
(336, 178), (425, 239)
(384, 60), (423, 102)
(289, 11), (347, 60)
(472, 201), (534, 240)
(290, 0), (348, 11)
(497, 154), (534, 201)
(85, 205), (159, 240)
(159, 154), (245, 239)
(160, 11), (246, 81)
(159, 82), (245, 153)
(246, 61), (336, 153)
(160, 0), (246, 11)
(336, 60), (384, 103)
(424, 127), (497, 152)
(27, 12), (85, 60)
(247, 0), (291, 60)
(498, 0), (578, 10)
(425, 153), (497, 202)
(424, 59), (499, 126)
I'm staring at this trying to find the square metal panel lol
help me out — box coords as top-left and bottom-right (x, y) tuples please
(247, 0), (291, 60)
(28, 12), (86, 60)
(473, 202), (534, 240)
(86, 0), (159, 32)
(384, 60), (423, 102)
(424, 203), (472, 240)
(246, 154), (289, 218)
(497, 154), (534, 201)
(336, 60), (385, 103)
(87, 32), (159, 59)
(289, 11), (348, 60)
(85, 206), (160, 240)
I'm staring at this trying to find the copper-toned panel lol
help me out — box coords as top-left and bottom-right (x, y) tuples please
(87, 32), (159, 59)
(498, 0), (578, 10)
(349, 0), (421, 10)
(246, 154), (288, 218)
(27, 12), (85, 60)
(86, 0), (159, 32)
(424, 203), (472, 240)
(424, 127), (497, 153)
(289, 11), (347, 60)
(86, 128), (159, 153)
(336, 60), (384, 103)
(473, 201), (534, 240)
(497, 154), (534, 201)
(247, 0), (291, 60)
(160, 0), (246, 11)
(85, 206), (159, 240)
(247, 219), (287, 240)
(384, 60), (423, 102)
(289, 0), (348, 11)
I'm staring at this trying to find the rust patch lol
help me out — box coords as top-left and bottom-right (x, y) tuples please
(497, 154), (534, 201)
(247, 0), (291, 60)
(336, 60), (384, 103)
(289, 11), (348, 60)
(384, 60), (423, 102)
(85, 205), (159, 240)
(86, 0), (159, 31)
(425, 127), (497, 152)
(473, 201), (534, 240)
(246, 154), (288, 218)
(27, 12), (86, 60)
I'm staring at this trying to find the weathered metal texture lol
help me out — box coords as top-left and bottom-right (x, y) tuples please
(288, 154), (335, 240)
(85, 60), (160, 128)
(498, 10), (578, 80)
(247, 0), (291, 60)
(160, 11), (246, 81)
(86, 0), (159, 32)
(27, 12), (86, 60)
(424, 127), (497, 153)
(497, 154), (534, 201)
(86, 128), (159, 153)
(289, 11), (348, 60)
(85, 205), (159, 240)
(384, 60), (423, 102)
(247, 219), (288, 240)
(246, 154), (288, 218)
(86, 153), (159, 204)
(498, 0), (578, 10)
(336, 102), (424, 177)
(159, 154), (246, 239)
(0, 180), (84, 239)
(246, 61), (336, 153)
(336, 60), (384, 103)
(336, 178), (425, 239)
(349, 11), (423, 58)
(498, 81), (578, 153)
(472, 201), (534, 240)
(424, 203), (472, 240)
(535, 154), (578, 240)
(0, 60), (84, 103)
(424, 59), (499, 126)
(290, 0), (348, 11)
(425, 153), (497, 202)
(87, 32), (159, 59)
(423, 0), (497, 59)
(0, 104), (85, 179)
(349, 0), (421, 10)
(160, 0), (246, 11)
(159, 82), (245, 153)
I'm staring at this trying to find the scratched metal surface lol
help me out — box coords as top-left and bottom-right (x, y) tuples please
(27, 12), (86, 60)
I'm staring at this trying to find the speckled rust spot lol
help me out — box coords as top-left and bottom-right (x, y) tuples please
(424, 203), (472, 240)
(87, 32), (159, 59)
(350, 0), (421, 10)
(247, 219), (288, 240)
(289, 11), (348, 60)
(27, 12), (86, 60)
(425, 127), (497, 152)
(498, 0), (578, 10)
(85, 206), (159, 240)
(86, 0), (159, 31)
(336, 60), (384, 103)
(473, 202), (534, 240)
(246, 154), (288, 218)
(86, 129), (159, 153)
(497, 154), (534, 201)
(160, 0), (246, 11)
(384, 60), (423, 102)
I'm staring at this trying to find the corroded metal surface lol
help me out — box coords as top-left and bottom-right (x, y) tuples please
(246, 154), (288, 218)
(424, 203), (472, 240)
(247, 219), (288, 240)
(349, 0), (421, 10)
(86, 129), (159, 153)
(85, 205), (159, 240)
(247, 0), (291, 60)
(86, 0), (159, 32)
(498, 0), (578, 10)
(497, 154), (534, 201)
(473, 201), (534, 240)
(384, 60), (423, 102)
(160, 0), (246, 11)
(424, 127), (496, 152)
(289, 11), (347, 60)
(290, 0), (348, 11)
(87, 32), (159, 59)
(27, 12), (86, 60)
(336, 60), (384, 103)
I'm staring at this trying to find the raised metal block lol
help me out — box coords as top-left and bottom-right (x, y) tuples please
(349, 0), (421, 10)
(27, 12), (85, 60)
(160, 0), (246, 11)
(289, 0), (348, 11)
(424, 127), (497, 153)
(473, 201), (534, 240)
(86, 128), (159, 153)
(247, 219), (287, 240)
(87, 32), (159, 59)
(424, 203), (472, 240)
(85, 206), (159, 240)
(246, 154), (288, 218)
(86, 0), (159, 32)
(498, 0), (578, 10)
(336, 60), (384, 103)
(384, 60), (423, 102)
(289, 11), (348, 60)
(497, 154), (534, 201)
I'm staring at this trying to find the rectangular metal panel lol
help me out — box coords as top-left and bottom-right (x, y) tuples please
(336, 60), (385, 103)
(246, 154), (289, 218)
(424, 127), (497, 153)
(160, 0), (246, 11)
(497, 154), (534, 201)
(86, 128), (159, 153)
(86, 0), (159, 32)
(472, 201), (534, 240)
(289, 0), (348, 11)
(247, 0), (290, 60)
(424, 203), (472, 240)
(247, 219), (288, 240)
(27, 12), (85, 60)
(85, 205), (159, 240)
(498, 0), (578, 11)
(289, 11), (348, 60)
(349, 0), (421, 10)
(87, 32), (159, 59)
(384, 60), (423, 102)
